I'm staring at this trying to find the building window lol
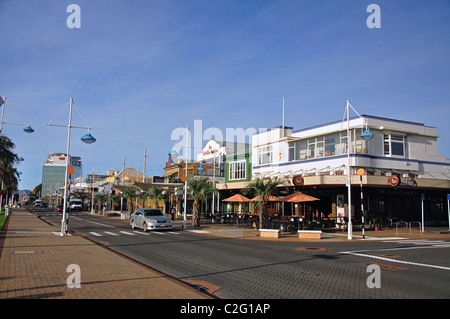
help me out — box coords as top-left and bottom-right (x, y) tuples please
(289, 132), (347, 161)
(257, 146), (273, 165)
(384, 134), (405, 156)
(229, 160), (246, 180)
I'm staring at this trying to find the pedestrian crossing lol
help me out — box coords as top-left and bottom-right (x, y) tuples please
(88, 230), (181, 237)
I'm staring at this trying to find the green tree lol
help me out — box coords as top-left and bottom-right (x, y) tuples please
(94, 193), (107, 212)
(242, 177), (284, 229)
(147, 186), (166, 209)
(0, 135), (19, 205)
(186, 177), (215, 227)
(121, 187), (139, 212)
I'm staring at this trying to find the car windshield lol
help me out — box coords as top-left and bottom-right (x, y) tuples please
(144, 209), (164, 217)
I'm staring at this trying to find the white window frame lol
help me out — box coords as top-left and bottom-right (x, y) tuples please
(384, 134), (405, 157)
(229, 160), (247, 181)
(257, 146), (273, 165)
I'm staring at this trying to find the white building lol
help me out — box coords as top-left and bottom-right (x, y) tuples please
(251, 115), (450, 226)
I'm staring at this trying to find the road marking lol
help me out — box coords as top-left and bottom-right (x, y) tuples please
(120, 231), (136, 236)
(342, 251), (450, 271)
(71, 216), (115, 228)
(133, 231), (150, 235)
(342, 242), (450, 271)
(168, 232), (180, 235)
(104, 231), (119, 236)
(89, 232), (103, 237)
(185, 230), (211, 234)
(152, 232), (166, 235)
(383, 239), (445, 245)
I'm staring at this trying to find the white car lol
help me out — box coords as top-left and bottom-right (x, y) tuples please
(69, 199), (82, 211)
(130, 208), (173, 232)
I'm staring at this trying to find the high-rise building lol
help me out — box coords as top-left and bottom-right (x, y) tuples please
(41, 153), (82, 198)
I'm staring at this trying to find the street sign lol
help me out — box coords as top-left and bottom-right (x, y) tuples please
(421, 194), (425, 201)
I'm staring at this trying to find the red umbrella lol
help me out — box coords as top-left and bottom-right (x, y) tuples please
(222, 194), (251, 214)
(280, 192), (320, 202)
(222, 194), (252, 202)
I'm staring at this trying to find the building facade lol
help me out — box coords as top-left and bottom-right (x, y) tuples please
(41, 153), (82, 198)
(249, 115), (450, 226)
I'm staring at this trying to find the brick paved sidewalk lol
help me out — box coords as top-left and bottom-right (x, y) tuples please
(0, 208), (209, 299)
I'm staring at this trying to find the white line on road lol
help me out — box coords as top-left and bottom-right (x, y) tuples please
(133, 231), (150, 235)
(71, 216), (115, 228)
(89, 232), (103, 237)
(342, 251), (450, 271)
(104, 231), (119, 236)
(120, 231), (136, 236)
(341, 244), (450, 271)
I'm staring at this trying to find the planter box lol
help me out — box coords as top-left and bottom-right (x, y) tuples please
(298, 230), (322, 240)
(259, 229), (280, 238)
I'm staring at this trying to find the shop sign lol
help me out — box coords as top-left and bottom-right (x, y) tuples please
(389, 175), (400, 187)
(292, 175), (303, 186)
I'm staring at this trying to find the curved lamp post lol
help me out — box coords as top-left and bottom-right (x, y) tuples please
(48, 98), (96, 236)
(343, 100), (373, 240)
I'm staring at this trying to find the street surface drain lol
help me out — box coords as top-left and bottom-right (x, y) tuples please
(184, 280), (221, 294)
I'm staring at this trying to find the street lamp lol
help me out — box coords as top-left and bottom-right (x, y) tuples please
(343, 100), (373, 240)
(48, 98), (96, 236)
(0, 96), (35, 134)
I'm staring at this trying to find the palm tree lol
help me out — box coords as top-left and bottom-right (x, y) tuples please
(242, 177), (284, 229)
(0, 135), (19, 206)
(94, 193), (107, 213)
(121, 187), (139, 212)
(147, 186), (166, 209)
(186, 177), (212, 227)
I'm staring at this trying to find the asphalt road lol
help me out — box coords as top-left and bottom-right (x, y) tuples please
(40, 210), (450, 299)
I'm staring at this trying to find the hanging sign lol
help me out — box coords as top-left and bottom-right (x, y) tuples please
(389, 175), (400, 187)
(292, 175), (303, 186)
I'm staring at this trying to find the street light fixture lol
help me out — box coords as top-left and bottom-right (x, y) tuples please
(343, 100), (373, 240)
(0, 96), (35, 134)
(48, 98), (96, 236)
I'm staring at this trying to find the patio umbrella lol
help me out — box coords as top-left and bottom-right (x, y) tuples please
(222, 194), (252, 202)
(280, 192), (320, 218)
(280, 192), (320, 203)
(222, 194), (251, 214)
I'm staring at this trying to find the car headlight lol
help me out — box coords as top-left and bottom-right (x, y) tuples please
(148, 219), (157, 223)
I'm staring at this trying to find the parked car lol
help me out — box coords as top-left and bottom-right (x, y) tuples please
(130, 208), (173, 232)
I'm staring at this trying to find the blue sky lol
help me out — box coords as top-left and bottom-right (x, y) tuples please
(1, 0), (449, 190)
